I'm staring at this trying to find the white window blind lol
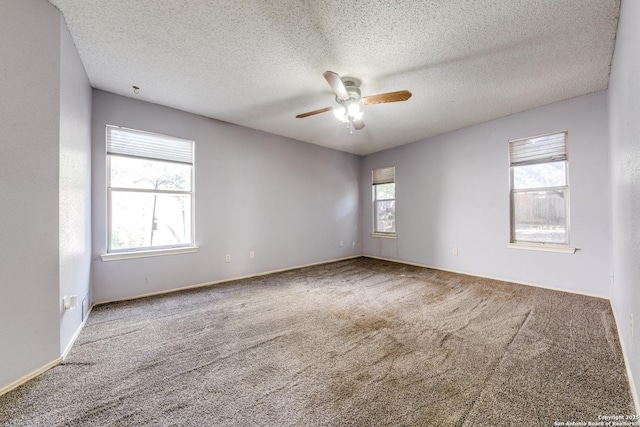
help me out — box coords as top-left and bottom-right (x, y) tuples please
(509, 131), (570, 247)
(509, 131), (567, 166)
(372, 166), (395, 185)
(107, 125), (194, 164)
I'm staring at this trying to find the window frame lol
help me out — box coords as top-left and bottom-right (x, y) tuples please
(508, 131), (575, 253)
(372, 166), (397, 238)
(104, 125), (196, 257)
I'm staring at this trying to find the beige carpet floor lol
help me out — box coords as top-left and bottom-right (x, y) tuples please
(0, 257), (636, 426)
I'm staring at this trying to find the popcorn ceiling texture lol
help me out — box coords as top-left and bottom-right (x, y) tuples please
(48, 0), (620, 155)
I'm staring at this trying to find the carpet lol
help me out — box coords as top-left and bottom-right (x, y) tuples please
(0, 257), (635, 426)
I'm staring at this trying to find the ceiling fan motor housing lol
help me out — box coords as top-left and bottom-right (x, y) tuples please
(336, 84), (361, 105)
(340, 76), (362, 103)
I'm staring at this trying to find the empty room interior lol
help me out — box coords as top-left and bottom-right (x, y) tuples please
(1, 0), (639, 425)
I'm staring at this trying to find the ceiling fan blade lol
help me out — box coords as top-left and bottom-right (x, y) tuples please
(295, 106), (334, 118)
(361, 90), (412, 105)
(353, 119), (365, 130)
(323, 71), (349, 100)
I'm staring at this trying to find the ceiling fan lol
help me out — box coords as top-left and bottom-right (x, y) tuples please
(296, 71), (412, 132)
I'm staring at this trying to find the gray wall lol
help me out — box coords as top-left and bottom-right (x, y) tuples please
(361, 91), (611, 297)
(0, 0), (62, 389)
(1, 0), (635, 403)
(0, 0), (92, 392)
(0, 0), (60, 387)
(59, 15), (93, 354)
(609, 0), (640, 405)
(91, 90), (361, 302)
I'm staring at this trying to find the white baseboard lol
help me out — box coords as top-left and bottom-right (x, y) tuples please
(95, 255), (362, 305)
(4, 257), (363, 394)
(1, 305), (94, 396)
(62, 304), (94, 360)
(610, 305), (640, 414)
(9, 254), (635, 414)
(97, 253), (609, 306)
(0, 357), (62, 397)
(362, 255), (608, 300)
(366, 254), (639, 413)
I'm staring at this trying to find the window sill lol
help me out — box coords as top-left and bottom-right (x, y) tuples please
(371, 233), (397, 239)
(101, 246), (199, 261)
(506, 243), (576, 254)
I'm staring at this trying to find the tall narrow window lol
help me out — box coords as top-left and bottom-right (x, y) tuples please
(509, 131), (569, 245)
(106, 125), (194, 253)
(372, 166), (396, 235)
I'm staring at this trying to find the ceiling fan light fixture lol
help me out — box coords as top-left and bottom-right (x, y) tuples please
(333, 100), (363, 125)
(295, 71), (410, 133)
(347, 102), (361, 117)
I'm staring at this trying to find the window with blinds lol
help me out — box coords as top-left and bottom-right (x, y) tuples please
(372, 166), (396, 235)
(106, 125), (195, 252)
(509, 131), (569, 245)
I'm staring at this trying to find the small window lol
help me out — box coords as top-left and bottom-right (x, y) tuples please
(509, 131), (569, 245)
(372, 166), (396, 235)
(106, 125), (194, 253)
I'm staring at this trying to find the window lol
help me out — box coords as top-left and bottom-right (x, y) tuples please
(372, 166), (396, 235)
(106, 125), (194, 253)
(509, 131), (569, 246)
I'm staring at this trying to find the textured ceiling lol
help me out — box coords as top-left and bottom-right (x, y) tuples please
(48, 0), (620, 156)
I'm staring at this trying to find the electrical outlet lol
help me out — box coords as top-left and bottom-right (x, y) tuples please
(339, 240), (344, 247)
(249, 250), (255, 259)
(352, 241), (356, 249)
(631, 314), (635, 339)
(452, 248), (458, 256)
(62, 295), (78, 312)
(225, 254), (231, 263)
